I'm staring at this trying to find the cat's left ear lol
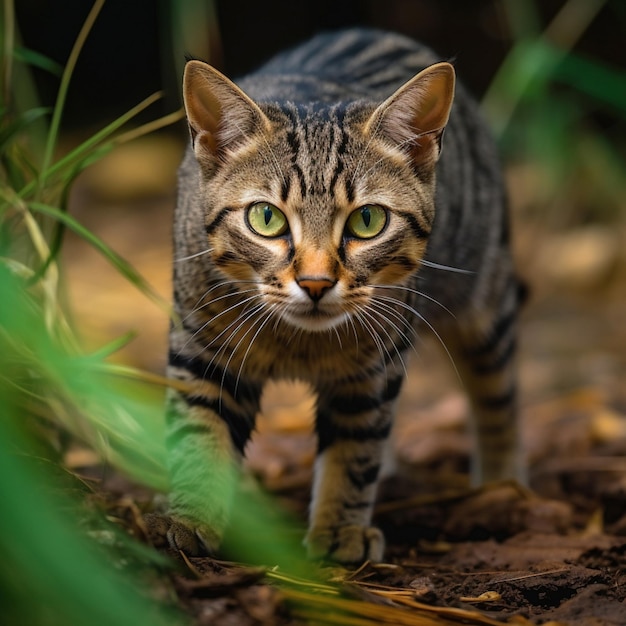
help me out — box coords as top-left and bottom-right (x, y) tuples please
(366, 62), (455, 167)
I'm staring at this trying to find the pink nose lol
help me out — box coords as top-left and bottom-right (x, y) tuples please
(296, 277), (335, 302)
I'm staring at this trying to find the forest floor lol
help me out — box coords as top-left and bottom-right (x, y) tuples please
(62, 136), (626, 625)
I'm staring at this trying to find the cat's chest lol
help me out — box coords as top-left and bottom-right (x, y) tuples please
(218, 320), (388, 385)
(177, 277), (392, 384)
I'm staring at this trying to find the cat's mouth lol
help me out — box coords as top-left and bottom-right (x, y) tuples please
(282, 307), (350, 333)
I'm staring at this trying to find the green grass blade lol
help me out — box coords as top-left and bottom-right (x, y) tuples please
(0, 261), (168, 487)
(13, 46), (64, 76)
(0, 264), (178, 623)
(27, 201), (171, 313)
(38, 0), (105, 191)
(14, 91), (163, 203)
(1, 0), (15, 107)
(0, 412), (179, 626)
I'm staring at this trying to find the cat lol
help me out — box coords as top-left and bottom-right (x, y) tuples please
(153, 28), (525, 564)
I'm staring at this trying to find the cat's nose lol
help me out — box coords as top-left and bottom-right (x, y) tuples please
(296, 277), (336, 302)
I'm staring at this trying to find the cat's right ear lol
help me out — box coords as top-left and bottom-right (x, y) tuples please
(183, 60), (269, 163)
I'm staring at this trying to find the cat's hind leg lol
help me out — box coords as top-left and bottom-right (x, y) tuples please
(451, 279), (526, 486)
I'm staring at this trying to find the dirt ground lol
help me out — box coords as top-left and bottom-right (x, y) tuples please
(62, 135), (626, 625)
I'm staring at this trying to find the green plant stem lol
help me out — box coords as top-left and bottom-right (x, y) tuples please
(1, 0), (15, 107)
(37, 0), (106, 197)
(544, 0), (608, 50)
(27, 201), (171, 314)
(4, 91), (163, 209)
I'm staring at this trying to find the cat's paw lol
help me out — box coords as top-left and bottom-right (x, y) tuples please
(305, 524), (385, 564)
(144, 512), (221, 556)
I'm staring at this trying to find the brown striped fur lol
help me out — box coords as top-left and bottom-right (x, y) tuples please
(154, 29), (524, 563)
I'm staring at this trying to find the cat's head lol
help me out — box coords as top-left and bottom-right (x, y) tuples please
(183, 59), (454, 332)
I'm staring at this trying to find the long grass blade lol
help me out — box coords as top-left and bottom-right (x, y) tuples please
(37, 0), (106, 192)
(13, 47), (64, 76)
(1, 0), (15, 106)
(27, 201), (171, 313)
(15, 91), (164, 203)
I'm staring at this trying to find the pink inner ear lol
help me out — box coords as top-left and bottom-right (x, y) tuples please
(367, 63), (455, 165)
(397, 65), (455, 138)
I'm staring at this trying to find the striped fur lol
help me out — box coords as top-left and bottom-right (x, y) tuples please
(160, 28), (524, 563)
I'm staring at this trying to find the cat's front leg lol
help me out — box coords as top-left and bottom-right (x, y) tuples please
(148, 367), (260, 556)
(306, 375), (403, 563)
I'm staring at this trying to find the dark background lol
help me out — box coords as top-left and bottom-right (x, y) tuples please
(15, 0), (626, 130)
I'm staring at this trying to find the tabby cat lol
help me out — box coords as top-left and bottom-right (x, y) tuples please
(157, 28), (524, 564)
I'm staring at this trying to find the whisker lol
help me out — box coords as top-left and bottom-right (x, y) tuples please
(219, 303), (272, 406)
(180, 293), (264, 357)
(204, 298), (265, 354)
(203, 302), (268, 399)
(421, 259), (473, 275)
(346, 313), (360, 355)
(190, 287), (259, 318)
(374, 284), (455, 319)
(373, 293), (461, 382)
(359, 306), (408, 378)
(178, 279), (258, 326)
(175, 248), (214, 262)
(332, 324), (343, 350)
(233, 303), (279, 397)
(368, 299), (417, 348)
(352, 309), (389, 380)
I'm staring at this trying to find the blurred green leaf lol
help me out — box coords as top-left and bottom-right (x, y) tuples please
(555, 53), (626, 115)
(13, 46), (64, 76)
(0, 106), (50, 152)
(0, 390), (178, 626)
(27, 201), (170, 312)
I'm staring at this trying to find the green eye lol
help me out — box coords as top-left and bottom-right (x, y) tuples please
(346, 205), (387, 239)
(247, 202), (288, 237)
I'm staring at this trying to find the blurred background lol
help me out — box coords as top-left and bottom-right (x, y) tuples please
(3, 1), (626, 623)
